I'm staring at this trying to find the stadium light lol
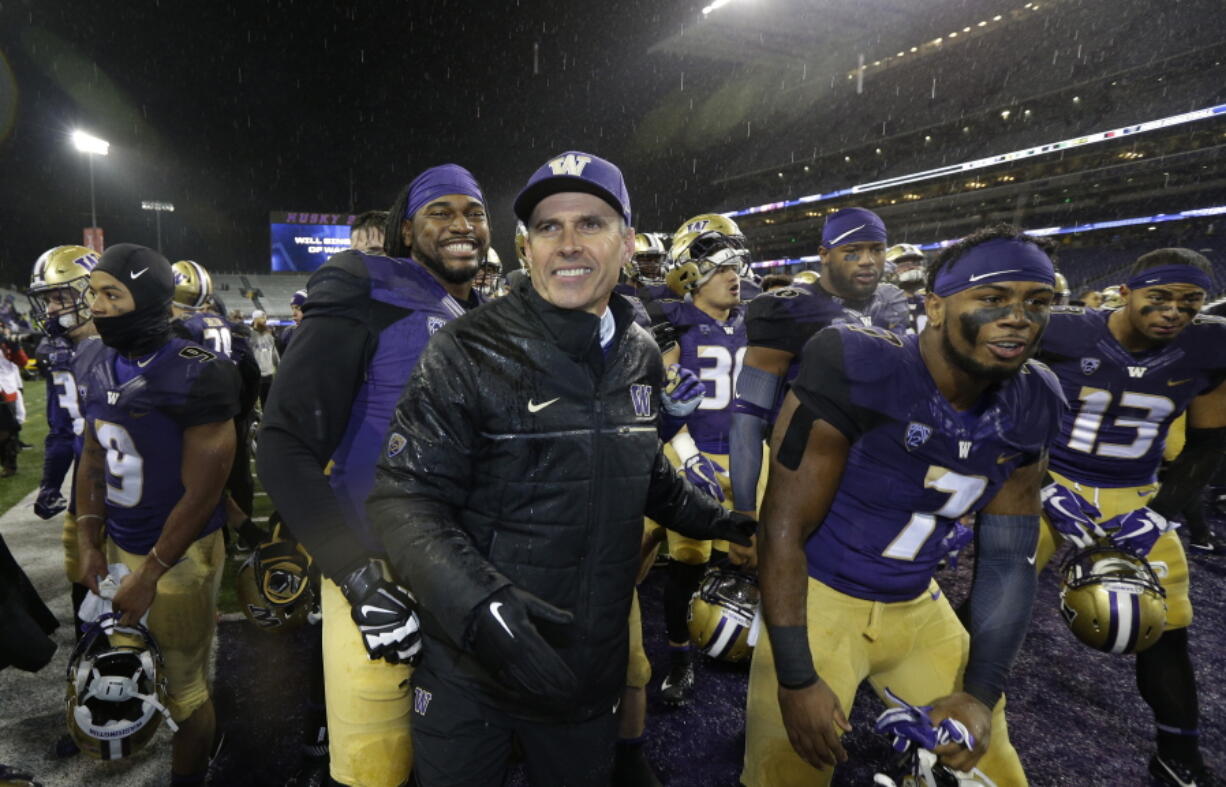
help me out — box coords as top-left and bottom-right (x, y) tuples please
(71, 130), (110, 231)
(702, 0), (735, 15)
(71, 130), (109, 156)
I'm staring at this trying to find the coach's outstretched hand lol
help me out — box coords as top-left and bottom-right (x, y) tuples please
(467, 585), (577, 704)
(711, 510), (756, 547)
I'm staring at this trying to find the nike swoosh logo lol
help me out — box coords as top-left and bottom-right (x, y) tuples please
(490, 601), (514, 638)
(997, 452), (1020, 464)
(1048, 497), (1081, 522)
(527, 397), (560, 413)
(359, 604), (394, 617)
(130, 267), (149, 280)
(1026, 551), (1037, 566)
(967, 269), (1022, 282)
(136, 357), (155, 367)
(1167, 378), (1193, 387)
(827, 223), (867, 247)
(930, 589), (941, 601)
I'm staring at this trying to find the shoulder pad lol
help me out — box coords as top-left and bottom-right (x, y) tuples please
(827, 323), (908, 384)
(1192, 313), (1226, 326)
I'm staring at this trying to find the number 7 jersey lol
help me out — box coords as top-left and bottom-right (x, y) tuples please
(1038, 307), (1226, 487)
(790, 325), (1067, 601)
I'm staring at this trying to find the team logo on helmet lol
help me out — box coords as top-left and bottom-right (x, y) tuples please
(1059, 546), (1167, 654)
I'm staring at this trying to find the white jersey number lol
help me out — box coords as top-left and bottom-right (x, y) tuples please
(1065, 386), (1175, 460)
(95, 420), (144, 508)
(696, 345), (747, 411)
(202, 326), (232, 357)
(51, 370), (84, 436)
(883, 466), (987, 561)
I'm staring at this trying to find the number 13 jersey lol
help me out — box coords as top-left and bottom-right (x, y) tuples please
(790, 325), (1067, 601)
(1038, 307), (1226, 488)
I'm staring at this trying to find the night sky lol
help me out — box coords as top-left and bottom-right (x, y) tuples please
(0, 0), (722, 283)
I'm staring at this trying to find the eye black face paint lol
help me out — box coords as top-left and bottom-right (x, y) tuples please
(841, 252), (861, 263)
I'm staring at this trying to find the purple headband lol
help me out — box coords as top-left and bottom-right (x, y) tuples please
(933, 237), (1055, 296)
(406, 164), (485, 220)
(822, 207), (887, 248)
(1125, 265), (1213, 293)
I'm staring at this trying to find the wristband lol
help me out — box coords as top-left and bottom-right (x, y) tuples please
(149, 546), (173, 570)
(769, 625), (819, 689)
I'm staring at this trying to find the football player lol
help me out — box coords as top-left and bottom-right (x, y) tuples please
(1034, 247), (1226, 785)
(886, 243), (928, 333)
(745, 225), (1065, 786)
(74, 244), (241, 786)
(26, 245), (106, 643)
(257, 164), (489, 787)
(617, 232), (672, 302)
(673, 214), (762, 301)
(648, 227), (753, 706)
(729, 207), (909, 530)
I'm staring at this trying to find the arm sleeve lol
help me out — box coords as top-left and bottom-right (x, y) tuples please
(729, 364), (784, 511)
(167, 358), (241, 428)
(256, 257), (378, 579)
(41, 377), (75, 490)
(368, 331), (510, 648)
(962, 513), (1040, 709)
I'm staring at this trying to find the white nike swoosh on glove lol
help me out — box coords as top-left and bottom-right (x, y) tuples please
(490, 601), (515, 638)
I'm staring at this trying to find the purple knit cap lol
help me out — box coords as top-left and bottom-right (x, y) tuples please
(405, 164), (486, 220)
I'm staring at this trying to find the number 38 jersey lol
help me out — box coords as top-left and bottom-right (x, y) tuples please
(790, 325), (1066, 601)
(647, 298), (747, 454)
(78, 337), (241, 555)
(1039, 308), (1226, 488)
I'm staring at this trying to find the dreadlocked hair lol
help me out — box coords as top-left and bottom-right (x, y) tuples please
(383, 185), (413, 258)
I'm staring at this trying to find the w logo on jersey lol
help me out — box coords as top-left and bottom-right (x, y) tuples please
(629, 384), (653, 418)
(904, 422), (933, 451)
(106, 390), (120, 405)
(1127, 366), (1147, 378)
(547, 154), (591, 176)
(1080, 357), (1100, 375)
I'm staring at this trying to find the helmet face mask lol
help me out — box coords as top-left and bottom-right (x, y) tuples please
(687, 567), (759, 662)
(66, 614), (178, 760)
(1059, 546), (1167, 654)
(667, 231), (750, 296)
(625, 233), (669, 285)
(28, 245), (99, 337)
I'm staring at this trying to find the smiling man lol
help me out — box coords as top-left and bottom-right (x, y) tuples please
(368, 151), (754, 786)
(257, 164), (489, 787)
(744, 225), (1066, 786)
(1033, 247), (1226, 786)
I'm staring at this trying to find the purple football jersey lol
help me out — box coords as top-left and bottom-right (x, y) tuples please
(1040, 308), (1226, 487)
(649, 299), (747, 454)
(78, 338), (240, 554)
(790, 325), (1066, 601)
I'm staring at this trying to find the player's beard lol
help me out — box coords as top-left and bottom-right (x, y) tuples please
(415, 247), (480, 285)
(940, 319), (1024, 384)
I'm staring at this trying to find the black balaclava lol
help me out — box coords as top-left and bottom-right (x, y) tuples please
(92, 243), (175, 357)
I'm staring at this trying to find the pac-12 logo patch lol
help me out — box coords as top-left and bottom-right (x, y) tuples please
(1080, 357), (1101, 375)
(413, 687), (433, 716)
(427, 316), (446, 336)
(386, 432), (408, 459)
(629, 384), (653, 418)
(904, 422), (933, 451)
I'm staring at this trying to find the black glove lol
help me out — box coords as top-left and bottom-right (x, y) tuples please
(466, 585), (578, 703)
(710, 510), (756, 547)
(339, 559), (422, 665)
(34, 486), (67, 520)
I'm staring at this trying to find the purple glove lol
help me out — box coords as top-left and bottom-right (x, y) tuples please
(1105, 506), (1171, 557)
(34, 486), (68, 520)
(875, 688), (976, 754)
(939, 523), (974, 571)
(661, 364), (704, 417)
(1041, 482), (1104, 549)
(683, 454), (726, 502)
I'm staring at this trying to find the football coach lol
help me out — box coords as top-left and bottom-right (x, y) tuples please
(368, 151), (755, 785)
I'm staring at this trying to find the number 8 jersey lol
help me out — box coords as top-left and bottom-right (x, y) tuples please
(790, 325), (1067, 601)
(1038, 307), (1226, 487)
(78, 337), (241, 555)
